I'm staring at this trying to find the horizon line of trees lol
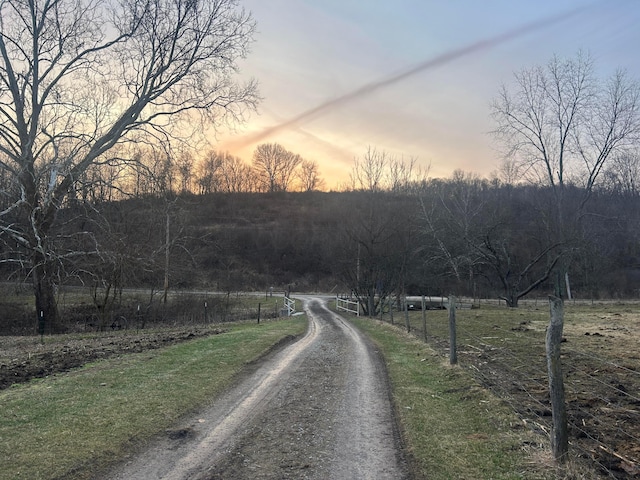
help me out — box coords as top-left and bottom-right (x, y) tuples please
(2, 168), (640, 332)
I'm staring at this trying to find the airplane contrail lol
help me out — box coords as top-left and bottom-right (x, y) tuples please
(226, 3), (596, 150)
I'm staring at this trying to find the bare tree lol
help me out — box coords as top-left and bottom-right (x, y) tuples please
(195, 150), (223, 194)
(350, 146), (388, 192)
(338, 192), (415, 316)
(0, 0), (258, 331)
(219, 151), (254, 192)
(603, 149), (640, 197)
(472, 223), (563, 308)
(493, 52), (640, 209)
(252, 143), (302, 192)
(176, 151), (195, 194)
(492, 51), (640, 295)
(297, 159), (325, 192)
(386, 156), (428, 193)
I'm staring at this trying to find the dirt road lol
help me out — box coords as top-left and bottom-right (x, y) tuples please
(99, 296), (408, 479)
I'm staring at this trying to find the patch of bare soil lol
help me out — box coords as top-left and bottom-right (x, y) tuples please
(0, 326), (224, 390)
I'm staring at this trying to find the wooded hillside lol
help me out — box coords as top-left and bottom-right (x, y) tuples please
(3, 179), (639, 308)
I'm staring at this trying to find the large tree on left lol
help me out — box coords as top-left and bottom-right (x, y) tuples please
(0, 0), (257, 331)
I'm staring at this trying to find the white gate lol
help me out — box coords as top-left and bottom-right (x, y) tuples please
(336, 296), (359, 316)
(283, 296), (296, 316)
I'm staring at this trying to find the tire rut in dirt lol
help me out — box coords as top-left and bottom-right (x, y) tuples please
(204, 323), (347, 479)
(202, 298), (408, 479)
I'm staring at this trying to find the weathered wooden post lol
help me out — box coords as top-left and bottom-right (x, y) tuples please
(547, 296), (569, 462)
(421, 295), (427, 342)
(404, 299), (410, 333)
(448, 296), (457, 365)
(257, 303), (261, 324)
(204, 301), (208, 324)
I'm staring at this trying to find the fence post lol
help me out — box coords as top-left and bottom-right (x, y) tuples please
(403, 299), (410, 332)
(547, 296), (568, 462)
(204, 301), (208, 324)
(404, 298), (411, 333)
(257, 303), (261, 324)
(421, 295), (427, 342)
(448, 296), (457, 365)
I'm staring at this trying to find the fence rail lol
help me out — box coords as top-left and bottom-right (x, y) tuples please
(336, 296), (359, 316)
(283, 296), (296, 317)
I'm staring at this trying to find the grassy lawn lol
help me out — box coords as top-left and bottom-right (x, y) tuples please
(351, 316), (556, 480)
(0, 317), (307, 480)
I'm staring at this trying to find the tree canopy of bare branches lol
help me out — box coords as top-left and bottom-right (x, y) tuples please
(252, 143), (302, 192)
(492, 51), (640, 206)
(0, 0), (258, 331)
(348, 146), (428, 193)
(297, 160), (325, 192)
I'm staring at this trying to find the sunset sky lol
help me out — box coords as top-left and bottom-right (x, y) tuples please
(217, 1), (640, 189)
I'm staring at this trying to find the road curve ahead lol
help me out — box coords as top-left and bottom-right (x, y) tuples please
(100, 296), (408, 480)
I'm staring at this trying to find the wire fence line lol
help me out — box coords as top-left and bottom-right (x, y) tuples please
(366, 296), (640, 479)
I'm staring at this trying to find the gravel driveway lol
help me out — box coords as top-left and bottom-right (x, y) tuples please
(99, 296), (408, 479)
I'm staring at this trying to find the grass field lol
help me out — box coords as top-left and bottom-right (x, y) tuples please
(2, 297), (637, 479)
(351, 316), (559, 480)
(0, 317), (307, 480)
(354, 298), (640, 479)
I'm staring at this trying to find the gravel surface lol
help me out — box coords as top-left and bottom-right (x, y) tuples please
(98, 296), (408, 479)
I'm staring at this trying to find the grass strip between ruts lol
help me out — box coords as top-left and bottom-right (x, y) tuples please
(0, 318), (307, 480)
(350, 317), (555, 480)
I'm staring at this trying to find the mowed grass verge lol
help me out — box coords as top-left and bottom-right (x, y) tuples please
(350, 317), (555, 480)
(0, 318), (307, 480)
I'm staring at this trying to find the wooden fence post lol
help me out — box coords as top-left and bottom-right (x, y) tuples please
(547, 296), (569, 462)
(448, 296), (457, 365)
(421, 295), (427, 342)
(257, 303), (261, 324)
(404, 299), (410, 332)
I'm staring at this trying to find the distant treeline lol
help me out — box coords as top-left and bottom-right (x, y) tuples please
(3, 177), (638, 306)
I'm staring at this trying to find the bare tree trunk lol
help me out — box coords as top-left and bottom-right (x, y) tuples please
(163, 211), (170, 304)
(33, 256), (58, 334)
(547, 296), (569, 462)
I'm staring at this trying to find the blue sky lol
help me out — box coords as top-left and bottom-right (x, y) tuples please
(218, 1), (640, 188)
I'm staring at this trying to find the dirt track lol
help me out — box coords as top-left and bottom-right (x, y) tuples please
(97, 296), (408, 479)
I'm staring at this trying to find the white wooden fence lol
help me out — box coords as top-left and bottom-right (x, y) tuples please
(283, 296), (296, 316)
(336, 296), (359, 316)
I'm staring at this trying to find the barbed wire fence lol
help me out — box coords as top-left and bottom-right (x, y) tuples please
(370, 295), (640, 479)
